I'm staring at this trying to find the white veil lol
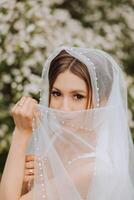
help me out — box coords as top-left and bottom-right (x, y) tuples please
(27, 46), (134, 200)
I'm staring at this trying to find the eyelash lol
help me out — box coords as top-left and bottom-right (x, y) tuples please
(51, 91), (61, 97)
(51, 91), (85, 101)
(73, 94), (85, 101)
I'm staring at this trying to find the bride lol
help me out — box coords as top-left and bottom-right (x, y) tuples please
(0, 46), (134, 200)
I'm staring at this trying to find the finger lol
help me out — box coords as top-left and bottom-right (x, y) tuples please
(26, 155), (35, 162)
(25, 161), (34, 169)
(17, 98), (37, 129)
(14, 96), (27, 111)
(23, 175), (34, 183)
(12, 96), (29, 127)
(21, 98), (38, 121)
(25, 168), (34, 176)
(10, 96), (27, 118)
(14, 96), (36, 113)
(10, 97), (25, 116)
(33, 105), (42, 120)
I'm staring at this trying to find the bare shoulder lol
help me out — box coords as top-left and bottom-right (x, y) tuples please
(20, 189), (33, 200)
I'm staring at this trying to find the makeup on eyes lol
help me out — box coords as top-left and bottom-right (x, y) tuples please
(51, 88), (87, 101)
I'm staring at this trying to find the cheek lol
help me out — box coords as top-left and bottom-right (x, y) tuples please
(49, 97), (54, 108)
(76, 100), (88, 110)
(71, 98), (88, 110)
(49, 97), (60, 108)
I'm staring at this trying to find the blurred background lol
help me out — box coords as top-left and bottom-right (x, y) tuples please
(0, 0), (134, 177)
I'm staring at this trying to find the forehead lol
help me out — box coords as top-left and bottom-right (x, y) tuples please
(53, 70), (87, 91)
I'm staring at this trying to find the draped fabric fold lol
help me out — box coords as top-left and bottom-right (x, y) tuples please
(27, 46), (134, 200)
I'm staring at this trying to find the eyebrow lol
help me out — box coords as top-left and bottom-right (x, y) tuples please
(52, 87), (86, 94)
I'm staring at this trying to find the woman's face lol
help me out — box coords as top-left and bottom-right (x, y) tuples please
(49, 70), (90, 111)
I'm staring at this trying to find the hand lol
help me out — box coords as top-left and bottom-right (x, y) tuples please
(21, 154), (35, 195)
(11, 96), (39, 136)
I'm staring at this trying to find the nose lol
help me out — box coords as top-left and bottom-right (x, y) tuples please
(60, 97), (71, 111)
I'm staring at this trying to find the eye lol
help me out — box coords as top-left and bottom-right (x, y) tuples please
(51, 90), (61, 97)
(73, 94), (85, 101)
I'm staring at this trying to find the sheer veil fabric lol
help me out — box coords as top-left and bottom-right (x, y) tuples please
(27, 46), (134, 200)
